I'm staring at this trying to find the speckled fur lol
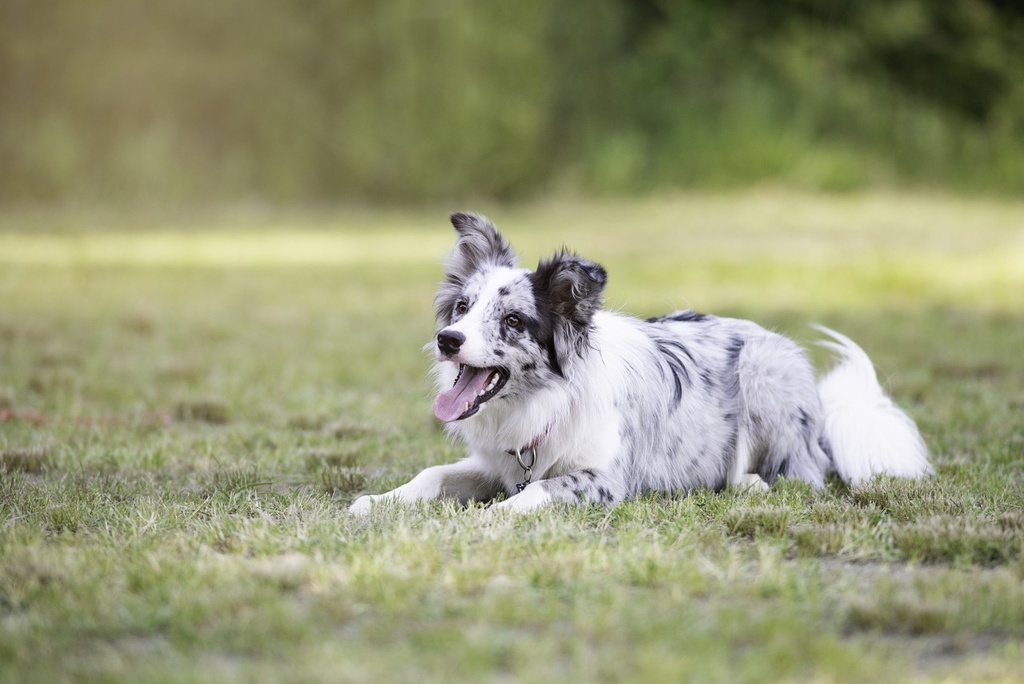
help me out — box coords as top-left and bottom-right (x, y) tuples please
(349, 213), (930, 515)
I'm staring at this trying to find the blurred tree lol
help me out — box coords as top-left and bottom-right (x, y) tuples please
(0, 0), (1021, 205)
(545, 0), (1024, 192)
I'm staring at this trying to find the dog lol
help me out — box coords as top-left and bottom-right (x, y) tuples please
(349, 212), (931, 514)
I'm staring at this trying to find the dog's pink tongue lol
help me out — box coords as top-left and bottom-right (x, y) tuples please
(433, 367), (491, 423)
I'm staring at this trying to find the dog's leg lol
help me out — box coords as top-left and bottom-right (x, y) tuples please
(734, 334), (830, 488)
(492, 468), (625, 513)
(349, 457), (501, 515)
(727, 425), (757, 487)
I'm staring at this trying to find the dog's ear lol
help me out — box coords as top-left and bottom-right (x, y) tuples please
(446, 212), (518, 281)
(435, 212), (518, 323)
(531, 251), (607, 375)
(534, 251), (607, 325)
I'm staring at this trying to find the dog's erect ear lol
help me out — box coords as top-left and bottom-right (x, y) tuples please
(534, 251), (607, 326)
(434, 212), (518, 324)
(446, 212), (518, 281)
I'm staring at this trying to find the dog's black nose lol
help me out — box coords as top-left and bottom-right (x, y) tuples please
(436, 329), (465, 357)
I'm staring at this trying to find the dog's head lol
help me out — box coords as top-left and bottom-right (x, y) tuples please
(431, 212), (607, 423)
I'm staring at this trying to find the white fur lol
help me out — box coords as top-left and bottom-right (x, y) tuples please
(813, 325), (932, 485)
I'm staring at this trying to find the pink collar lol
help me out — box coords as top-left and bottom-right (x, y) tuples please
(505, 421), (553, 457)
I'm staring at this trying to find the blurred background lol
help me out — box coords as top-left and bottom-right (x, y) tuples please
(2, 0), (1023, 209)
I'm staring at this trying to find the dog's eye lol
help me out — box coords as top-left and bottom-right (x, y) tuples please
(453, 300), (469, 316)
(504, 313), (522, 329)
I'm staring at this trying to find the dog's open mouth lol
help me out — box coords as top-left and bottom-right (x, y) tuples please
(433, 365), (509, 423)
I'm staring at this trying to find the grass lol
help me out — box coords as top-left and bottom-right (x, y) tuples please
(1, 190), (1023, 682)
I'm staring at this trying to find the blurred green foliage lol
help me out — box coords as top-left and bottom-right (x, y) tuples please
(1, 0), (1022, 204)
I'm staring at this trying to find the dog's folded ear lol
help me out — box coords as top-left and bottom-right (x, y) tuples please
(534, 252), (608, 325)
(531, 252), (607, 376)
(446, 212), (518, 281)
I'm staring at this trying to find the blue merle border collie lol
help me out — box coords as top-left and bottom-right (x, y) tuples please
(350, 212), (931, 515)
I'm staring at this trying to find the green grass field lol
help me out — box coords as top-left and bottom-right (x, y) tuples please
(1, 191), (1022, 682)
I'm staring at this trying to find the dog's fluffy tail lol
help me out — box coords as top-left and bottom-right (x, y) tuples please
(813, 325), (931, 485)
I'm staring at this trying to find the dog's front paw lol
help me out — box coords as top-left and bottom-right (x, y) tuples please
(349, 495), (376, 516)
(733, 474), (770, 493)
(491, 483), (552, 514)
